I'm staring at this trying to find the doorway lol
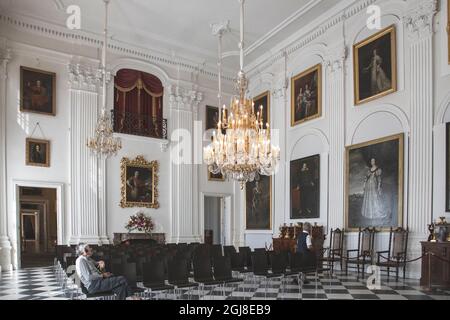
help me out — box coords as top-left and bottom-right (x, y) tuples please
(18, 187), (57, 268)
(204, 196), (223, 245)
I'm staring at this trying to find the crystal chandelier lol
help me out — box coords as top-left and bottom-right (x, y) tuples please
(87, 0), (122, 158)
(203, 0), (280, 189)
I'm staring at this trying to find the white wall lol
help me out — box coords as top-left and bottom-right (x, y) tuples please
(236, 0), (450, 279)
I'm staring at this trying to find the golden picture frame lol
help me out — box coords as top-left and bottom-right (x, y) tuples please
(20, 66), (56, 116)
(120, 155), (159, 209)
(345, 134), (404, 232)
(353, 25), (397, 105)
(26, 138), (50, 167)
(291, 64), (322, 127)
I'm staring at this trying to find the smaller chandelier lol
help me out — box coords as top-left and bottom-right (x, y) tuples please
(87, 0), (122, 158)
(87, 110), (122, 158)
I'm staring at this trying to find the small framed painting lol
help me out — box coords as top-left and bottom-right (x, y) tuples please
(26, 138), (50, 167)
(20, 66), (56, 116)
(291, 64), (322, 126)
(208, 170), (225, 182)
(353, 25), (397, 105)
(205, 106), (220, 131)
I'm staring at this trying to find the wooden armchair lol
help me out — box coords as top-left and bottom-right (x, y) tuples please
(321, 228), (344, 273)
(376, 227), (409, 281)
(345, 227), (376, 277)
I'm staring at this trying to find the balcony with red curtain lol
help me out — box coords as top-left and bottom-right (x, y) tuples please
(113, 69), (167, 139)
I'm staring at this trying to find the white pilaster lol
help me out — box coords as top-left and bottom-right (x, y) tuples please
(326, 45), (347, 230)
(168, 85), (203, 243)
(404, 0), (437, 277)
(68, 62), (108, 245)
(0, 46), (12, 272)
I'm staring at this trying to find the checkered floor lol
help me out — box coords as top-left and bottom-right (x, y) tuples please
(1, 266), (450, 300)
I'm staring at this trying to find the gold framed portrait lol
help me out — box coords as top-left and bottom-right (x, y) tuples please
(291, 64), (322, 127)
(20, 66), (56, 116)
(345, 134), (404, 231)
(120, 155), (159, 209)
(26, 138), (50, 167)
(354, 25), (397, 105)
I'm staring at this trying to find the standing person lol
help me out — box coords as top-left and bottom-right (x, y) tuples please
(296, 222), (316, 284)
(75, 244), (138, 300)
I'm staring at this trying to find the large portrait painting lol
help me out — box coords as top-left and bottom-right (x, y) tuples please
(291, 64), (322, 126)
(353, 25), (397, 105)
(20, 66), (56, 116)
(245, 91), (271, 230)
(245, 176), (272, 230)
(26, 138), (50, 167)
(290, 155), (320, 219)
(120, 156), (159, 209)
(447, 123), (450, 212)
(346, 134), (404, 230)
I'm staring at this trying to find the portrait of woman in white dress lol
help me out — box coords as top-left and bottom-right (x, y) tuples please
(363, 49), (392, 96)
(354, 25), (396, 105)
(361, 158), (386, 219)
(346, 134), (404, 230)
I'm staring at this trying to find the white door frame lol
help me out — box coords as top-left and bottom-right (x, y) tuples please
(12, 180), (65, 269)
(200, 192), (233, 245)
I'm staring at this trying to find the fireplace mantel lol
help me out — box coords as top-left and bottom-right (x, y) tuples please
(113, 232), (165, 245)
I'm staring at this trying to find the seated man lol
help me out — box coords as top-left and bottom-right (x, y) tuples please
(295, 222), (317, 284)
(75, 243), (136, 300)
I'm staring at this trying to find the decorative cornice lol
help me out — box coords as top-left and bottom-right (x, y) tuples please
(168, 85), (203, 112)
(404, 0), (438, 40)
(0, 13), (235, 83)
(247, 0), (377, 77)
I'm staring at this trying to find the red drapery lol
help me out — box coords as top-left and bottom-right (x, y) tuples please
(114, 69), (164, 137)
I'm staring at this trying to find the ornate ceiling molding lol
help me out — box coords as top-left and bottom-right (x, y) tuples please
(0, 12), (235, 84)
(247, 0), (378, 77)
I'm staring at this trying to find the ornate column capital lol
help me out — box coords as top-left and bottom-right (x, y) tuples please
(0, 48), (12, 79)
(168, 85), (203, 112)
(325, 45), (347, 74)
(404, 0), (438, 40)
(67, 63), (109, 92)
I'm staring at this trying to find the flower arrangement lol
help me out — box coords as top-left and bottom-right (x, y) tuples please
(125, 212), (154, 234)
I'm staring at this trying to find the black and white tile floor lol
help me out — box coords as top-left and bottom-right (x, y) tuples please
(1, 266), (450, 300)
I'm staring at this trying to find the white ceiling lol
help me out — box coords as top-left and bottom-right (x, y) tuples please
(0, 0), (340, 71)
